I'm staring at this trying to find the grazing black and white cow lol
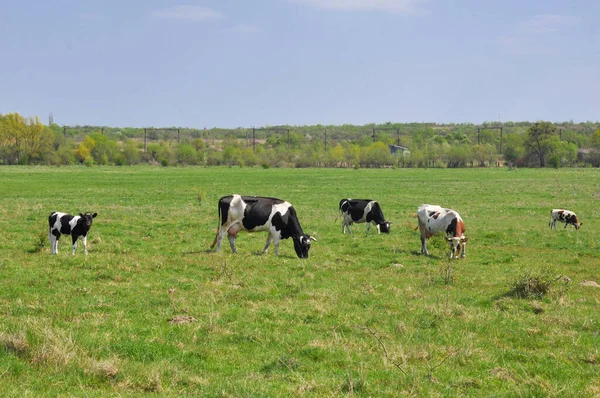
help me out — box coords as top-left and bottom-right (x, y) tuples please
(210, 195), (316, 258)
(337, 199), (391, 234)
(48, 212), (98, 255)
(549, 209), (582, 230)
(415, 204), (467, 258)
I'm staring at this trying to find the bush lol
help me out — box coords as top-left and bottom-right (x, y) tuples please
(508, 269), (565, 299)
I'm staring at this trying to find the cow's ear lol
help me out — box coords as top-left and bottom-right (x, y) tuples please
(462, 237), (468, 243)
(579, 222), (583, 226)
(388, 221), (392, 225)
(92, 213), (98, 218)
(79, 213), (84, 217)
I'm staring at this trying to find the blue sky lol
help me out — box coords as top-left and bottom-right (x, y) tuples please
(1, 0), (598, 128)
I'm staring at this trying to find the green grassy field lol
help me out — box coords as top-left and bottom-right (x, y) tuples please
(1, 166), (599, 396)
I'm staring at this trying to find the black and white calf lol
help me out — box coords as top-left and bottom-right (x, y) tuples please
(549, 209), (582, 230)
(210, 195), (316, 258)
(337, 199), (391, 234)
(48, 212), (97, 255)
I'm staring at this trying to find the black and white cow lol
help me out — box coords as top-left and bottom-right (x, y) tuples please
(549, 209), (582, 230)
(210, 195), (316, 258)
(415, 204), (467, 258)
(337, 199), (391, 234)
(48, 212), (97, 255)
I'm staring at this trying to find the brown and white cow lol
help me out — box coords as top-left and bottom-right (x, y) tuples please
(549, 209), (582, 230)
(210, 195), (316, 258)
(415, 204), (467, 259)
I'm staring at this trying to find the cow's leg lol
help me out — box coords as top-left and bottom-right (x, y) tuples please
(263, 234), (273, 254)
(420, 231), (429, 256)
(227, 235), (238, 254)
(564, 223), (568, 229)
(551, 220), (557, 230)
(365, 223), (370, 234)
(376, 223), (381, 234)
(214, 227), (226, 252)
(461, 244), (466, 258)
(82, 235), (88, 255)
(71, 235), (78, 255)
(343, 217), (353, 234)
(273, 236), (281, 255)
(50, 230), (61, 254)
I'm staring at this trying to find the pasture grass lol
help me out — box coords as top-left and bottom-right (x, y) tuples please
(0, 166), (599, 396)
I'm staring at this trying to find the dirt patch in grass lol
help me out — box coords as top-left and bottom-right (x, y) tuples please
(168, 315), (196, 325)
(580, 280), (600, 288)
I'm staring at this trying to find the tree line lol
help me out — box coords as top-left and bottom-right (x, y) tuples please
(1, 113), (599, 168)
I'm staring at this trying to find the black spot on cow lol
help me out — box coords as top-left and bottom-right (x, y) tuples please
(446, 217), (457, 236)
(432, 212), (440, 220)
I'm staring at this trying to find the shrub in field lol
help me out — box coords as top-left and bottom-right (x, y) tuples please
(508, 269), (567, 299)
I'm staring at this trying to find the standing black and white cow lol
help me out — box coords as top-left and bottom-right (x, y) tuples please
(414, 204), (467, 259)
(337, 199), (391, 234)
(549, 209), (583, 230)
(48, 212), (98, 255)
(210, 195), (316, 258)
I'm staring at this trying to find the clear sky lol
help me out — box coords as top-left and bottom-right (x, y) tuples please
(1, 0), (598, 128)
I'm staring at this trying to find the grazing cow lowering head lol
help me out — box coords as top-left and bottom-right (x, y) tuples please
(210, 195), (316, 258)
(48, 212), (98, 255)
(337, 199), (391, 235)
(549, 209), (582, 230)
(415, 204), (467, 259)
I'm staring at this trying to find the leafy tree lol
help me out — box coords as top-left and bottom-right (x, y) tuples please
(90, 132), (119, 165)
(0, 113), (44, 164)
(502, 133), (525, 166)
(122, 140), (140, 165)
(525, 121), (558, 167)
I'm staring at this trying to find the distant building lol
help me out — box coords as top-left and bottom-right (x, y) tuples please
(389, 144), (409, 155)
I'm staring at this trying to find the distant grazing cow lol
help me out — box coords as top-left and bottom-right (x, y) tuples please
(337, 199), (391, 234)
(49, 212), (98, 255)
(210, 195), (316, 258)
(549, 209), (582, 230)
(415, 204), (467, 258)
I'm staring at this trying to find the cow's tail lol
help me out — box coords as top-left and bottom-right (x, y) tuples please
(210, 201), (222, 248)
(408, 213), (420, 231)
(408, 221), (419, 231)
(334, 206), (342, 223)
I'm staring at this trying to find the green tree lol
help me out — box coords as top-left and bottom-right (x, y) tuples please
(0, 113), (44, 164)
(525, 121), (558, 167)
(502, 133), (525, 166)
(122, 140), (140, 165)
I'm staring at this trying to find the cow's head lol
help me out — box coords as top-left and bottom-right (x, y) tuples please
(447, 236), (467, 259)
(292, 235), (316, 258)
(378, 221), (392, 234)
(575, 221), (583, 230)
(79, 212), (98, 229)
